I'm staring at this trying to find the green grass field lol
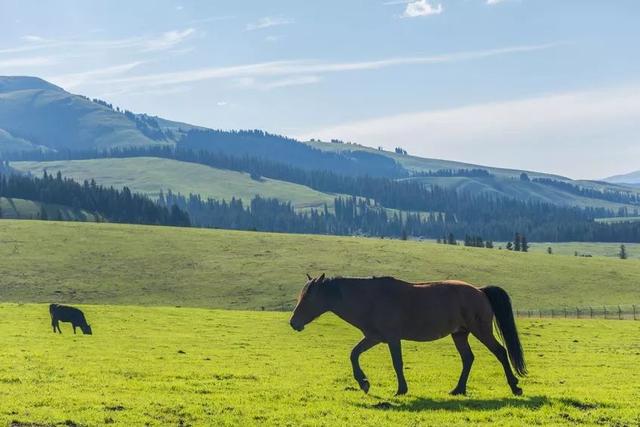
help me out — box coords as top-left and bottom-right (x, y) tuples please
(518, 241), (640, 260)
(1, 220), (639, 311)
(1, 304), (639, 426)
(0, 197), (98, 221)
(2, 220), (640, 425)
(12, 157), (338, 210)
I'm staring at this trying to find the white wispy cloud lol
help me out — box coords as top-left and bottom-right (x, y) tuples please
(21, 35), (49, 43)
(264, 35), (284, 43)
(298, 86), (640, 179)
(50, 61), (145, 89)
(402, 0), (443, 17)
(245, 16), (293, 31)
(86, 42), (561, 89)
(142, 28), (196, 52)
(261, 75), (321, 90)
(486, 0), (507, 4)
(0, 56), (58, 69)
(0, 28), (196, 57)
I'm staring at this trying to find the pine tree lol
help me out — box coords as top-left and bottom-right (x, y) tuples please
(514, 233), (521, 251)
(619, 244), (627, 260)
(521, 235), (529, 252)
(448, 232), (456, 245)
(547, 247), (553, 254)
(40, 206), (48, 221)
(506, 242), (513, 251)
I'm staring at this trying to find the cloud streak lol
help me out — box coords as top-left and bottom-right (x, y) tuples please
(245, 16), (293, 31)
(0, 28), (196, 56)
(81, 42), (562, 89)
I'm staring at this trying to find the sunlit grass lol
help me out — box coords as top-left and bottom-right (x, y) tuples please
(1, 304), (639, 426)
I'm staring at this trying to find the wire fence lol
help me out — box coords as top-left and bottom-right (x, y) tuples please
(275, 303), (640, 320)
(515, 305), (640, 320)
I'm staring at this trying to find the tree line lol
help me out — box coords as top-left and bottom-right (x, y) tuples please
(0, 171), (190, 227)
(5, 149), (640, 241)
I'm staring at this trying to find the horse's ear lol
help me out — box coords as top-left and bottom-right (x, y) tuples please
(306, 273), (312, 281)
(318, 273), (325, 283)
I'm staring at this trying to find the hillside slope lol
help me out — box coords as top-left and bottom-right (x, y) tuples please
(0, 220), (638, 310)
(604, 170), (640, 185)
(0, 197), (98, 221)
(307, 139), (640, 210)
(12, 157), (339, 209)
(0, 76), (171, 152)
(2, 75), (639, 212)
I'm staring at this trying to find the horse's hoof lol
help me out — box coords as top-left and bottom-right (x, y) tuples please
(512, 386), (523, 396)
(359, 379), (370, 394)
(395, 385), (408, 396)
(449, 388), (466, 396)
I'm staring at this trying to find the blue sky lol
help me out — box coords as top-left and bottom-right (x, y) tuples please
(1, 0), (639, 178)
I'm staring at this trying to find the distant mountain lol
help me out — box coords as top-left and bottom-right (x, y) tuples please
(603, 170), (640, 185)
(2, 75), (640, 210)
(0, 76), (405, 178)
(0, 76), (173, 153)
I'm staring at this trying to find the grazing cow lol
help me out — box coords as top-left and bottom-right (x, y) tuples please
(49, 304), (93, 335)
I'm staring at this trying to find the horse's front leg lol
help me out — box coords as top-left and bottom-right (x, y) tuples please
(350, 337), (379, 393)
(388, 340), (408, 395)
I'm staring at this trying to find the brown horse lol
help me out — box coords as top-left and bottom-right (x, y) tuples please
(290, 274), (526, 396)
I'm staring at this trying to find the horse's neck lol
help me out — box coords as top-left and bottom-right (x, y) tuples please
(328, 283), (369, 330)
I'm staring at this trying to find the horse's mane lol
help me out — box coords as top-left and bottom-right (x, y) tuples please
(322, 275), (397, 284)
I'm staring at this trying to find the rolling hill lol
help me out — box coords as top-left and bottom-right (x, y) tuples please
(0, 197), (99, 221)
(2, 75), (640, 216)
(604, 170), (640, 185)
(0, 76), (176, 152)
(12, 157), (339, 209)
(1, 220), (638, 310)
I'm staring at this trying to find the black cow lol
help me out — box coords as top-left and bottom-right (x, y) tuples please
(49, 304), (93, 335)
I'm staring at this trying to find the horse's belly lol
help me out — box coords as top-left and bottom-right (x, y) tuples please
(399, 311), (462, 341)
(402, 326), (455, 342)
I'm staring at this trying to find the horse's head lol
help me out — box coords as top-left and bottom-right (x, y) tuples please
(290, 273), (329, 332)
(81, 324), (93, 335)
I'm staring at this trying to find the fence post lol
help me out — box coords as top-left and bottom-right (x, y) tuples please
(576, 307), (579, 319)
(539, 309), (542, 319)
(618, 306), (622, 320)
(590, 306), (593, 319)
(564, 307), (567, 318)
(551, 309), (554, 318)
(604, 306), (607, 319)
(634, 305), (637, 321)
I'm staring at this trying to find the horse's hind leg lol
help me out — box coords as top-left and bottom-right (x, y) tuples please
(350, 337), (379, 394)
(388, 340), (408, 395)
(450, 331), (474, 395)
(471, 324), (522, 395)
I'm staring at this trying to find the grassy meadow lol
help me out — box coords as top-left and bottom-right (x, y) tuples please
(0, 197), (98, 222)
(12, 157), (338, 209)
(1, 304), (639, 426)
(1, 219), (640, 425)
(526, 241), (640, 259)
(1, 220), (639, 310)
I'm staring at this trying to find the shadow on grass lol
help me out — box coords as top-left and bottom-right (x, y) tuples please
(357, 395), (550, 412)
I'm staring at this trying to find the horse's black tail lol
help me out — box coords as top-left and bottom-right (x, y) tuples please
(481, 286), (527, 377)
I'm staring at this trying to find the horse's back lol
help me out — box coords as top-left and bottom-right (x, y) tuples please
(368, 278), (493, 341)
